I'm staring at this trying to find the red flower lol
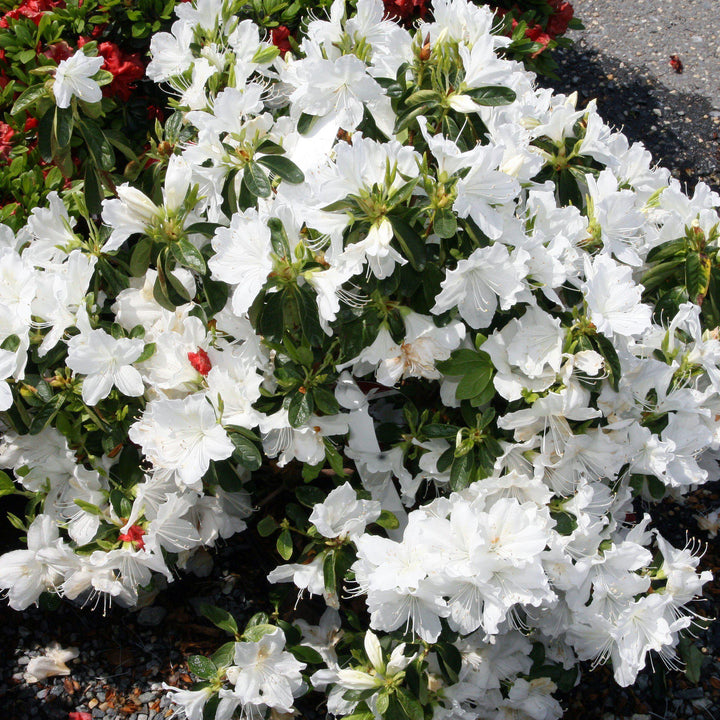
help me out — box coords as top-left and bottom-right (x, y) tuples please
(546, 0), (574, 38)
(0, 122), (14, 163)
(188, 348), (212, 376)
(24, 116), (38, 131)
(524, 23), (552, 55)
(43, 40), (74, 64)
(146, 105), (165, 122)
(69, 713), (93, 720)
(97, 41), (145, 102)
(0, 0), (64, 29)
(118, 525), (145, 549)
(271, 25), (292, 54)
(383, 0), (429, 25)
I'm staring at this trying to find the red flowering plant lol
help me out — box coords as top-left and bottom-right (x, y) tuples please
(493, 0), (581, 77)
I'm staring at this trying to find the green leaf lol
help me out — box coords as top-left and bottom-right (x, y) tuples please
(686, 251), (711, 303)
(129, 237), (153, 277)
(185, 222), (224, 236)
(323, 550), (337, 594)
(256, 139), (285, 155)
(135, 342), (156, 364)
(243, 623), (277, 642)
(38, 107), (53, 162)
(109, 489), (132, 519)
(296, 485), (327, 508)
(375, 510), (400, 530)
(436, 642), (462, 685)
(0, 470), (16, 498)
(84, 165), (103, 216)
(288, 390), (314, 428)
(551, 510), (578, 536)
(228, 431), (262, 471)
(257, 154), (304, 184)
(79, 119), (114, 171)
(11, 84), (47, 115)
(423, 424), (459, 439)
(449, 452), (474, 492)
(170, 238), (207, 274)
(405, 89), (440, 107)
(396, 688), (424, 720)
(321, 197), (356, 213)
(436, 348), (487, 376)
(455, 363), (493, 401)
(646, 474), (667, 501)
(276, 528), (293, 560)
(0, 334), (20, 352)
(557, 168), (582, 207)
(251, 44), (279, 64)
(297, 113), (318, 135)
(387, 177), (419, 208)
(323, 437), (346, 477)
(464, 85), (516, 106)
(344, 689), (377, 703)
(256, 516), (278, 537)
(54, 106), (73, 148)
(376, 691), (390, 715)
(246, 611), (270, 628)
(646, 239), (686, 264)
(289, 644), (324, 664)
(200, 604), (239, 636)
(678, 633), (705, 684)
(433, 208), (457, 239)
(313, 386), (339, 416)
(188, 655), (217, 680)
(267, 217), (292, 258)
(29, 397), (62, 435)
(243, 162), (271, 198)
(211, 641), (236, 667)
(203, 277), (229, 314)
(593, 332), (621, 392)
(641, 257), (685, 294)
(74, 499), (102, 516)
(302, 461), (324, 482)
(389, 216), (427, 271)
(393, 103), (433, 135)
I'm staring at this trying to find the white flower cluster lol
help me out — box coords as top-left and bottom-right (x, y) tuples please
(0, 0), (718, 718)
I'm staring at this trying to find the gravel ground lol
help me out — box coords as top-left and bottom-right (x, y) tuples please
(542, 0), (720, 193)
(2, 2), (720, 719)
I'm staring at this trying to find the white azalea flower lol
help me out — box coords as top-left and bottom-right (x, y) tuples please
(432, 244), (528, 329)
(53, 48), (104, 108)
(24, 643), (79, 684)
(128, 394), (234, 490)
(309, 482), (381, 542)
(583, 254), (652, 337)
(66, 326), (145, 406)
(208, 208), (273, 316)
(226, 628), (306, 712)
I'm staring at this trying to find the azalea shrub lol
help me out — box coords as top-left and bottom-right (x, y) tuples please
(0, 0), (719, 719)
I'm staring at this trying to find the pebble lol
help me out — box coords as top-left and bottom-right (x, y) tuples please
(138, 606), (167, 627)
